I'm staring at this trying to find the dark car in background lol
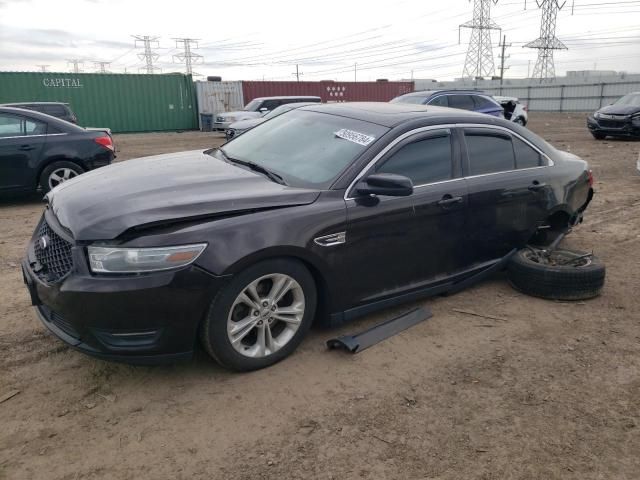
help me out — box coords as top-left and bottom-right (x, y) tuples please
(587, 92), (640, 139)
(0, 107), (114, 194)
(1, 102), (78, 124)
(22, 103), (593, 371)
(391, 90), (504, 118)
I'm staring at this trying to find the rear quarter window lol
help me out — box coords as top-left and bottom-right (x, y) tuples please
(513, 136), (543, 169)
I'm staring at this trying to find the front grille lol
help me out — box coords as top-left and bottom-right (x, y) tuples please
(33, 218), (74, 283)
(598, 119), (627, 129)
(40, 305), (79, 339)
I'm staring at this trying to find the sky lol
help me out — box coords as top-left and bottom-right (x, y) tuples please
(0, 0), (639, 81)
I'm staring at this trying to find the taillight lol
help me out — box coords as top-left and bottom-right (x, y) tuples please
(587, 169), (594, 187)
(94, 136), (114, 151)
(523, 105), (528, 112)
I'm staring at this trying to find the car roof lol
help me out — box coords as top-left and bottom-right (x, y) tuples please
(396, 89), (488, 98)
(2, 101), (70, 106)
(0, 106), (81, 131)
(299, 101), (501, 128)
(252, 96), (321, 101)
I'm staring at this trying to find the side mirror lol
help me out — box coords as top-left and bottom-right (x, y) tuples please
(356, 173), (413, 197)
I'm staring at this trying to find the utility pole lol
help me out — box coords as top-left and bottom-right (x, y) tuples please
(133, 35), (160, 74)
(354, 63), (357, 82)
(498, 34), (511, 85)
(524, 0), (567, 82)
(459, 0), (500, 79)
(67, 59), (84, 73)
(36, 65), (50, 72)
(173, 38), (203, 76)
(292, 64), (303, 82)
(94, 61), (111, 73)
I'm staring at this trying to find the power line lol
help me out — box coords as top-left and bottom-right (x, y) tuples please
(524, 0), (568, 82)
(173, 38), (203, 75)
(133, 35), (160, 74)
(459, 0), (501, 79)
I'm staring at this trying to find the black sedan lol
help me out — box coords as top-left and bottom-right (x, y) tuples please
(587, 92), (640, 139)
(22, 103), (593, 371)
(0, 107), (114, 194)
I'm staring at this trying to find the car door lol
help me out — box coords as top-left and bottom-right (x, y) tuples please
(344, 128), (468, 305)
(0, 113), (47, 190)
(462, 126), (552, 264)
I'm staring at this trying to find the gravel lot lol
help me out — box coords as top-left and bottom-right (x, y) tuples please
(1, 114), (639, 480)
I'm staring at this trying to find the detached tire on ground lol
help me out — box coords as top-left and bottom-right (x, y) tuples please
(507, 248), (605, 300)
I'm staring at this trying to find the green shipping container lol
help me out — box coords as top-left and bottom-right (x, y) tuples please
(0, 72), (198, 133)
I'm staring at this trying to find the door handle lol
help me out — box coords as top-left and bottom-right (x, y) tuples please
(437, 195), (463, 207)
(528, 182), (547, 191)
(19, 145), (36, 151)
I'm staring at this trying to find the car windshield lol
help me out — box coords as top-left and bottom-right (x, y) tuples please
(243, 99), (262, 111)
(216, 109), (388, 189)
(390, 95), (428, 105)
(613, 93), (640, 107)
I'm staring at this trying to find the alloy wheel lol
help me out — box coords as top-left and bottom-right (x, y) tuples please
(48, 168), (78, 190)
(227, 273), (305, 358)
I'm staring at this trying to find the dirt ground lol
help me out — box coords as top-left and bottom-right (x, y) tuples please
(1, 114), (639, 480)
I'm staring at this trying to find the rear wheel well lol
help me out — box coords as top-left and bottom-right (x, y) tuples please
(529, 210), (572, 246)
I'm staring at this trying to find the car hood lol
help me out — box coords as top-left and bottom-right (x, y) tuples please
(229, 118), (265, 130)
(47, 150), (321, 241)
(220, 111), (262, 120)
(597, 104), (640, 115)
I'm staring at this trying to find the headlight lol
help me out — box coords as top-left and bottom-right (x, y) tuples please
(223, 116), (236, 122)
(88, 244), (207, 273)
(594, 112), (602, 119)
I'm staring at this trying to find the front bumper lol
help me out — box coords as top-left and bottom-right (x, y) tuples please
(22, 214), (230, 365)
(213, 121), (231, 131)
(587, 116), (640, 137)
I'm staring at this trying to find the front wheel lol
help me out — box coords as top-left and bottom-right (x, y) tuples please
(200, 258), (317, 371)
(40, 161), (84, 193)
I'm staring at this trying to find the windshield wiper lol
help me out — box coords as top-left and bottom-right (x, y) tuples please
(219, 149), (287, 186)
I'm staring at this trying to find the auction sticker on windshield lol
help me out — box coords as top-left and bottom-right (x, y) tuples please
(334, 129), (376, 146)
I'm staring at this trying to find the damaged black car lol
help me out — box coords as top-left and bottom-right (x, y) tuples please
(587, 91), (640, 139)
(22, 103), (594, 371)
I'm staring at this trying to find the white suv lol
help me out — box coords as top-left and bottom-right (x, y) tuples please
(494, 96), (528, 126)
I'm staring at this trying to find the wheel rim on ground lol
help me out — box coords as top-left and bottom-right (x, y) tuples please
(227, 273), (305, 358)
(523, 249), (593, 267)
(48, 168), (78, 190)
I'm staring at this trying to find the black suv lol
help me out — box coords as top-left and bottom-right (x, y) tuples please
(1, 102), (78, 124)
(587, 92), (640, 139)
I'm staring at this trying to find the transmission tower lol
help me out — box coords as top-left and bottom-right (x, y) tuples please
(524, 0), (567, 82)
(133, 35), (160, 74)
(67, 59), (84, 73)
(36, 65), (50, 72)
(94, 61), (111, 73)
(459, 0), (501, 79)
(172, 38), (203, 75)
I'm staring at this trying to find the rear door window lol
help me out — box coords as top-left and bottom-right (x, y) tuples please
(448, 95), (475, 110)
(428, 95), (448, 107)
(464, 131), (515, 175)
(472, 96), (497, 110)
(513, 136), (543, 169)
(376, 133), (453, 185)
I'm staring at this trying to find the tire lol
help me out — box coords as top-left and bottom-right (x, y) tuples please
(40, 161), (84, 193)
(514, 116), (526, 126)
(591, 132), (606, 140)
(199, 258), (317, 371)
(507, 248), (605, 301)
